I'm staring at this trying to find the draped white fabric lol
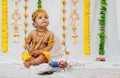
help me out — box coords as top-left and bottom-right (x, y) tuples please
(0, 0), (120, 78)
(0, 0), (120, 67)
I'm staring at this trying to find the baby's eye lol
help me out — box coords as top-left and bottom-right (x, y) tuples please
(45, 16), (48, 19)
(39, 17), (42, 19)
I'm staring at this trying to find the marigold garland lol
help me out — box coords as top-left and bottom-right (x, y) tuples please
(84, 0), (90, 55)
(23, 0), (29, 50)
(1, 0), (8, 52)
(61, 0), (70, 55)
(98, 0), (107, 55)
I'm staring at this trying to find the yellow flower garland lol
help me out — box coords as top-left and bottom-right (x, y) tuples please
(61, 0), (70, 55)
(23, 0), (29, 50)
(1, 0), (8, 52)
(84, 0), (90, 55)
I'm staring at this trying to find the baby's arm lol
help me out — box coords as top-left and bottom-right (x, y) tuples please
(25, 31), (33, 51)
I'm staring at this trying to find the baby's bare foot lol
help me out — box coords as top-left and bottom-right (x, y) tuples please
(24, 62), (31, 68)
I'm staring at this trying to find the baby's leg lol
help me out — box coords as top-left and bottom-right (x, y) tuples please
(24, 62), (31, 68)
(24, 54), (45, 68)
(23, 57), (35, 68)
(29, 54), (45, 65)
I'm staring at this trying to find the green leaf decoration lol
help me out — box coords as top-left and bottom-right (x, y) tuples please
(98, 32), (105, 39)
(100, 6), (106, 12)
(100, 0), (107, 5)
(98, 0), (107, 55)
(98, 19), (105, 26)
(99, 49), (105, 55)
(38, 0), (42, 8)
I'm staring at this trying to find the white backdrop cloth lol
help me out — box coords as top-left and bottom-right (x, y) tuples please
(0, 0), (120, 78)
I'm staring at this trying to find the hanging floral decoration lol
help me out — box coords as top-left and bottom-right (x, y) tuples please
(84, 0), (90, 55)
(23, 0), (29, 50)
(38, 0), (42, 8)
(61, 0), (70, 55)
(98, 0), (107, 55)
(11, 0), (21, 42)
(69, 0), (80, 44)
(1, 0), (8, 52)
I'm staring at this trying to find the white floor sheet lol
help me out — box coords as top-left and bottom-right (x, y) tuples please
(0, 58), (120, 78)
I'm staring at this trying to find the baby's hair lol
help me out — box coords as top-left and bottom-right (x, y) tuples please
(32, 8), (48, 22)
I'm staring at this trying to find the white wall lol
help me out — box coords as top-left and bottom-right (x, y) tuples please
(0, 0), (120, 63)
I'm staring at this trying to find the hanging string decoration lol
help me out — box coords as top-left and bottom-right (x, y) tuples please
(11, 0), (21, 42)
(61, 0), (70, 55)
(1, 0), (8, 52)
(69, 0), (80, 44)
(38, 0), (42, 8)
(23, 0), (29, 50)
(98, 0), (107, 55)
(84, 0), (90, 55)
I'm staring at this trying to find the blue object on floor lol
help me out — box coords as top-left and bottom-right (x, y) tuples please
(49, 61), (59, 67)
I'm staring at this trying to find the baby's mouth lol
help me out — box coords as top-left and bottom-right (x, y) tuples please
(42, 22), (46, 23)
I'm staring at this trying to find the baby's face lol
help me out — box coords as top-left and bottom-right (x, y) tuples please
(34, 14), (49, 28)
(59, 61), (67, 68)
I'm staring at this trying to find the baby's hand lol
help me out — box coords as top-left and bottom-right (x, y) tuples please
(29, 50), (40, 57)
(29, 50), (35, 55)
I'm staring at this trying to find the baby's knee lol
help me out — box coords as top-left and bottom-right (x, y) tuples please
(40, 51), (50, 63)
